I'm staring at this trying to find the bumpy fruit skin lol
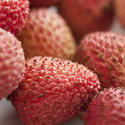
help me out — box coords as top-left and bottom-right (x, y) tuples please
(0, 0), (29, 35)
(0, 28), (25, 99)
(115, 0), (125, 28)
(30, 0), (58, 7)
(84, 88), (125, 125)
(10, 56), (100, 125)
(59, 0), (114, 41)
(76, 32), (125, 88)
(18, 8), (76, 60)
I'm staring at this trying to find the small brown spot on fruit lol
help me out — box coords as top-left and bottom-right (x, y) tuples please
(107, 65), (114, 71)
(98, 54), (104, 61)
(40, 94), (45, 98)
(118, 46), (123, 53)
(112, 57), (118, 63)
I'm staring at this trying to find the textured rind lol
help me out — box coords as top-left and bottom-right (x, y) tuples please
(76, 32), (125, 88)
(30, 0), (58, 7)
(18, 8), (76, 60)
(84, 88), (125, 125)
(115, 0), (125, 28)
(10, 56), (100, 125)
(0, 0), (29, 34)
(0, 28), (25, 99)
(59, 0), (114, 41)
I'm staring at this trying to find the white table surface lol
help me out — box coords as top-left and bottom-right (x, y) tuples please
(0, 18), (124, 125)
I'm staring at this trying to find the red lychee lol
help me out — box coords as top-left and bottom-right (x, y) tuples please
(0, 28), (25, 99)
(59, 0), (114, 41)
(84, 88), (125, 125)
(76, 32), (125, 88)
(0, 0), (29, 35)
(10, 56), (100, 125)
(18, 8), (76, 60)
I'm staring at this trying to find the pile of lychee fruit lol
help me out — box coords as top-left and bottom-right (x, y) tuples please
(1, 0), (125, 125)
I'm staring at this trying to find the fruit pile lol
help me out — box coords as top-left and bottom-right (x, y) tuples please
(0, 0), (125, 125)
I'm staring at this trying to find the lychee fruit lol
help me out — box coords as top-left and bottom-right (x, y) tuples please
(0, 0), (29, 35)
(59, 0), (114, 41)
(0, 28), (25, 99)
(84, 88), (125, 125)
(18, 8), (76, 60)
(76, 32), (125, 88)
(10, 56), (100, 125)
(115, 0), (125, 28)
(30, 0), (59, 7)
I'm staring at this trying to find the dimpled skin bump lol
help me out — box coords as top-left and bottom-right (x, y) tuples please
(84, 88), (125, 125)
(10, 56), (100, 125)
(76, 32), (125, 88)
(115, 0), (125, 28)
(0, 28), (25, 99)
(0, 0), (29, 35)
(59, 0), (114, 41)
(30, 0), (58, 7)
(18, 9), (76, 60)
